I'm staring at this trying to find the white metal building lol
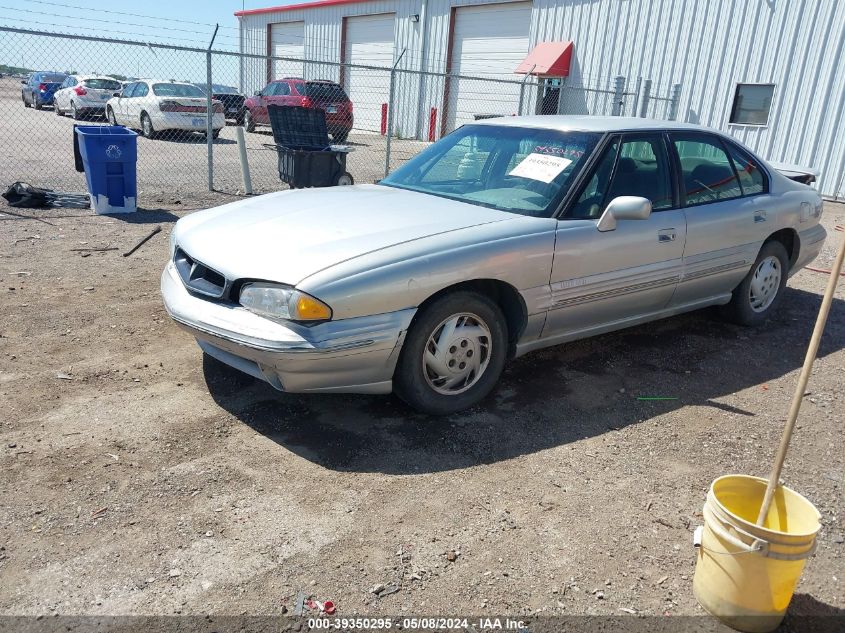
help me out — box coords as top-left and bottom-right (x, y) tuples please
(237, 0), (845, 198)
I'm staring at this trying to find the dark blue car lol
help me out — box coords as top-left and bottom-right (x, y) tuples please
(21, 71), (67, 109)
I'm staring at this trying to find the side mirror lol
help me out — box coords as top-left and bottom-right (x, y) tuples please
(113, 91), (121, 97)
(597, 196), (652, 232)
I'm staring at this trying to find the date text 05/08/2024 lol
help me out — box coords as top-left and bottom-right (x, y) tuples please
(307, 617), (528, 630)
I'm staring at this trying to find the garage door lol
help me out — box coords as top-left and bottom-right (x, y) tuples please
(344, 13), (395, 132)
(446, 2), (531, 130)
(270, 21), (304, 79)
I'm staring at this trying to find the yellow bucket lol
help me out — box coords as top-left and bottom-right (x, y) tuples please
(693, 475), (821, 632)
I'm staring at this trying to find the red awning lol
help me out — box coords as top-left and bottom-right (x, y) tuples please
(515, 41), (574, 77)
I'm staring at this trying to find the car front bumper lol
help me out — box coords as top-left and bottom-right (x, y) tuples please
(161, 261), (414, 394)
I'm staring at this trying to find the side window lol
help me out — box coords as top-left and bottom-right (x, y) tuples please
(570, 140), (619, 219)
(723, 141), (767, 195)
(61, 78), (70, 88)
(277, 82), (291, 96)
(570, 134), (672, 219)
(134, 83), (149, 97)
(121, 82), (136, 98)
(672, 134), (743, 206)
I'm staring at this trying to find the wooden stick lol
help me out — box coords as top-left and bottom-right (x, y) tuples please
(122, 225), (161, 257)
(757, 227), (845, 525)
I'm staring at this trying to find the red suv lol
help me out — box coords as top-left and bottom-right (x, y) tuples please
(244, 78), (353, 142)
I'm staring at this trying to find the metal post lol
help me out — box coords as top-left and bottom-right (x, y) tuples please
(667, 82), (682, 120)
(384, 48), (407, 179)
(206, 24), (219, 193)
(556, 76), (567, 115)
(611, 76), (625, 116)
(517, 64), (536, 116)
(638, 79), (652, 118)
(235, 126), (253, 195)
(631, 76), (642, 117)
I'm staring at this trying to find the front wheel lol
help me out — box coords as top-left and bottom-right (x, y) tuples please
(722, 240), (789, 326)
(394, 291), (507, 415)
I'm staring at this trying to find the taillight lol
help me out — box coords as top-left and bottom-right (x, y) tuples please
(159, 100), (179, 112)
(300, 96), (313, 108)
(74, 86), (87, 96)
(38, 83), (47, 91)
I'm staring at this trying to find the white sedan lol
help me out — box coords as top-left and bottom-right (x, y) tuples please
(105, 80), (225, 139)
(54, 75), (123, 119)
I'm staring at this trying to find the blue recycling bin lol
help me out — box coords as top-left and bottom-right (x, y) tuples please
(74, 125), (138, 214)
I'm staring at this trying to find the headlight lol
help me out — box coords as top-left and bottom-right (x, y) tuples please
(239, 283), (332, 322)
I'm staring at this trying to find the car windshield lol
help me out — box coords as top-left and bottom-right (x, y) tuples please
(381, 124), (601, 217)
(39, 73), (66, 83)
(304, 82), (348, 101)
(152, 83), (204, 98)
(84, 78), (122, 90)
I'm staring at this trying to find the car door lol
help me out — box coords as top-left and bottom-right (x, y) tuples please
(131, 82), (150, 126)
(543, 132), (687, 339)
(115, 82), (136, 123)
(668, 132), (768, 306)
(258, 81), (290, 124)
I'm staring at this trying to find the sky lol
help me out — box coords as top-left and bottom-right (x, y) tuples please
(0, 0), (320, 83)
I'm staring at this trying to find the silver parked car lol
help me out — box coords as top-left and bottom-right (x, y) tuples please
(162, 117), (826, 414)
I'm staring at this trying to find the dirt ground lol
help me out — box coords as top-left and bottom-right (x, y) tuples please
(1, 188), (844, 628)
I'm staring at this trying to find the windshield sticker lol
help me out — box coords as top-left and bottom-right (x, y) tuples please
(533, 145), (585, 159)
(509, 153), (573, 183)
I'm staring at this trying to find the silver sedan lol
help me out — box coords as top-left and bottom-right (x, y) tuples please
(162, 116), (826, 414)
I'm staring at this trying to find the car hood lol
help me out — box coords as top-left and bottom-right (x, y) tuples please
(174, 184), (518, 285)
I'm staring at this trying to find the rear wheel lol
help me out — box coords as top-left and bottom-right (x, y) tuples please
(722, 240), (789, 326)
(107, 107), (117, 126)
(140, 112), (156, 139)
(23, 92), (30, 107)
(210, 128), (221, 139)
(244, 108), (255, 133)
(55, 101), (63, 115)
(34, 94), (42, 110)
(71, 101), (81, 120)
(394, 291), (507, 415)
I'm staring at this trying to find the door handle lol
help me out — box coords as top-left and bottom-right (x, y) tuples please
(658, 229), (677, 243)
(754, 210), (767, 223)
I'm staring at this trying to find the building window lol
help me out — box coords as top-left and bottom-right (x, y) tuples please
(730, 84), (774, 126)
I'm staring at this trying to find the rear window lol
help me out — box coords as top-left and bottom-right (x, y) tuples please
(84, 78), (122, 91)
(39, 73), (66, 83)
(152, 83), (204, 98)
(304, 82), (348, 101)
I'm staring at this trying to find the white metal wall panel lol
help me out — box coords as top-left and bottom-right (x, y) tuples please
(270, 22), (305, 79)
(344, 13), (396, 132)
(447, 2), (532, 129)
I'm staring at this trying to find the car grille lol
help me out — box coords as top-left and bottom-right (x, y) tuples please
(174, 247), (228, 299)
(216, 94), (245, 110)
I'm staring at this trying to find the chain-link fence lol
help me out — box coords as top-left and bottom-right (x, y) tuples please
(0, 26), (682, 204)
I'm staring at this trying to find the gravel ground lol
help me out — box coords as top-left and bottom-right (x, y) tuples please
(0, 85), (843, 628)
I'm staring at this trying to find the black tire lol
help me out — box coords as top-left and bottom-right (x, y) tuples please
(140, 112), (156, 139)
(244, 108), (255, 133)
(235, 109), (245, 126)
(71, 101), (81, 120)
(336, 172), (354, 186)
(722, 240), (790, 326)
(394, 291), (508, 415)
(23, 92), (30, 108)
(55, 101), (63, 116)
(34, 95), (42, 110)
(210, 128), (221, 139)
(107, 107), (117, 126)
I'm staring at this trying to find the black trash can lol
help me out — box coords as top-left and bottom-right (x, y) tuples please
(266, 105), (353, 188)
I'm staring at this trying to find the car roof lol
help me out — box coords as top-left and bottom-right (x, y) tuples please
(472, 115), (721, 134)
